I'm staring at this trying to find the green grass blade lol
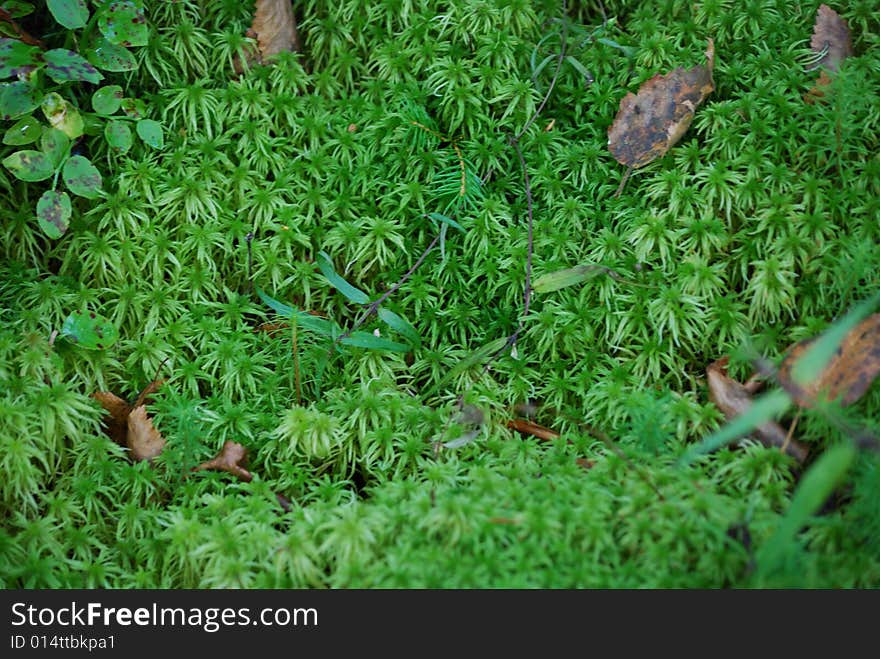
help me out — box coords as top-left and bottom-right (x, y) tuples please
(378, 307), (421, 347)
(316, 251), (370, 305)
(678, 388), (792, 465)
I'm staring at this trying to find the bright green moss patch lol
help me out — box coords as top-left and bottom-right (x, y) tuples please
(1, 0), (879, 588)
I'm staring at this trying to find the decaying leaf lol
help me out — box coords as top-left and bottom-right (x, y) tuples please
(707, 357), (808, 463)
(127, 405), (166, 461)
(251, 0), (300, 61)
(194, 441), (253, 482)
(93, 374), (165, 461)
(805, 5), (853, 102)
(92, 390), (130, 445)
(777, 314), (880, 408)
(809, 4), (853, 73)
(608, 39), (714, 194)
(507, 418), (560, 442)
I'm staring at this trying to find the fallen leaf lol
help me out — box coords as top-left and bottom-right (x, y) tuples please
(250, 0), (300, 61)
(194, 441), (254, 482)
(707, 357), (808, 462)
(127, 405), (165, 461)
(93, 372), (166, 459)
(608, 39), (714, 194)
(804, 5), (853, 102)
(92, 390), (130, 445)
(777, 314), (880, 408)
(809, 4), (853, 72)
(507, 418), (561, 442)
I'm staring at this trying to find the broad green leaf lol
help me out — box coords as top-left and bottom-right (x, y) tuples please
(86, 38), (137, 72)
(427, 211), (465, 233)
(790, 293), (880, 388)
(0, 80), (41, 119)
(316, 251), (370, 304)
(2, 149), (53, 181)
(47, 0), (88, 29)
(120, 97), (146, 120)
(756, 442), (856, 573)
(60, 310), (118, 349)
(0, 38), (41, 78)
(533, 265), (610, 293)
(2, 114), (41, 145)
(39, 126), (69, 166)
(36, 189), (71, 239)
(91, 84), (123, 115)
(104, 119), (132, 153)
(256, 287), (340, 337)
(1, 2), (35, 18)
(378, 307), (421, 347)
(678, 388), (793, 465)
(340, 331), (409, 353)
(98, 1), (148, 48)
(62, 155), (102, 198)
(44, 48), (103, 83)
(135, 118), (163, 148)
(41, 92), (83, 138)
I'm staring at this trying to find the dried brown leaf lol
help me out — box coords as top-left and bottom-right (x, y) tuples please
(251, 0), (300, 61)
(809, 4), (853, 73)
(778, 314), (880, 408)
(194, 441), (253, 482)
(608, 39), (715, 170)
(132, 377), (165, 410)
(507, 418), (560, 441)
(707, 357), (808, 463)
(127, 405), (166, 461)
(92, 391), (131, 445)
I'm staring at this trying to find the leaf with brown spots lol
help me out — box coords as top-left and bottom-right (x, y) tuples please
(250, 0), (301, 61)
(127, 405), (165, 461)
(809, 4), (853, 73)
(777, 314), (880, 408)
(194, 441), (253, 482)
(707, 357), (808, 463)
(608, 39), (715, 195)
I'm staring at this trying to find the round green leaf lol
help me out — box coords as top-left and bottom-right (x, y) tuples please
(2, 114), (42, 145)
(0, 38), (42, 78)
(1, 2), (35, 19)
(41, 92), (83, 139)
(98, 1), (148, 48)
(0, 80), (41, 119)
(39, 126), (69, 166)
(44, 48), (103, 84)
(135, 118), (163, 149)
(2, 149), (54, 181)
(105, 119), (132, 153)
(91, 84), (123, 115)
(36, 189), (71, 239)
(47, 0), (89, 29)
(86, 38), (137, 72)
(60, 310), (118, 350)
(120, 97), (146, 120)
(62, 155), (102, 198)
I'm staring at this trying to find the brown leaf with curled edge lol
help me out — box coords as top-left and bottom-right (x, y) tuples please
(194, 441), (254, 482)
(707, 357), (808, 463)
(809, 5), (853, 73)
(92, 391), (131, 445)
(251, 0), (301, 61)
(507, 418), (560, 442)
(608, 39), (714, 189)
(777, 314), (880, 408)
(93, 374), (166, 460)
(127, 405), (166, 461)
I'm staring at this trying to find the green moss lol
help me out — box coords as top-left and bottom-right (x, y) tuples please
(1, 0), (879, 587)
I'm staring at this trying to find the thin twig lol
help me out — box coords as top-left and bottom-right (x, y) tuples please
(0, 9), (44, 47)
